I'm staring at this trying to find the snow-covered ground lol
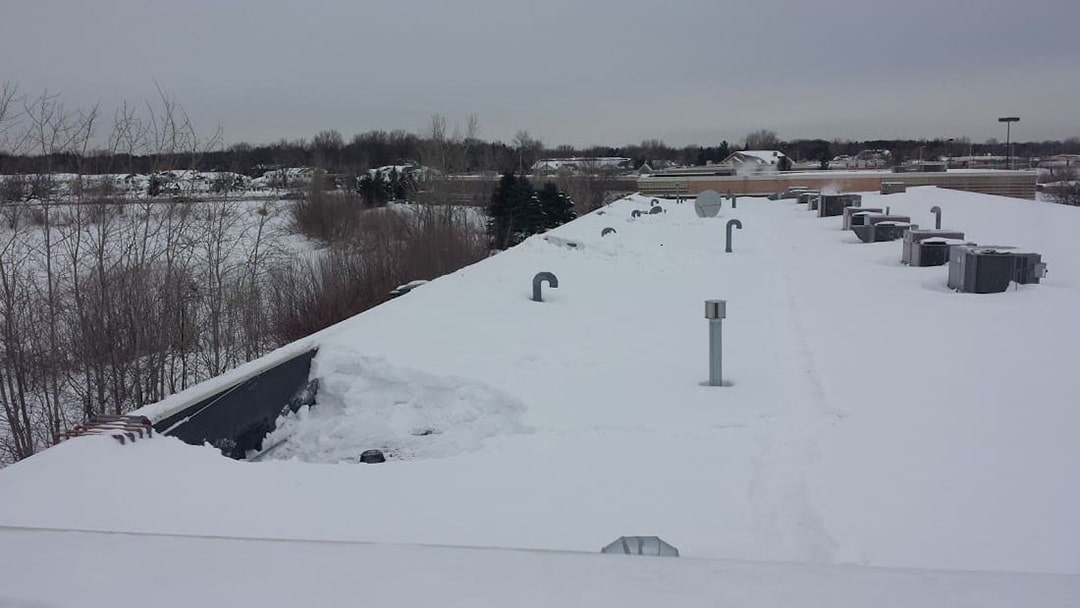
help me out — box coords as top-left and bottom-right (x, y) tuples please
(1, 187), (1078, 604)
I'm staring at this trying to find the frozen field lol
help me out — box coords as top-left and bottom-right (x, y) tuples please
(1, 187), (1078, 604)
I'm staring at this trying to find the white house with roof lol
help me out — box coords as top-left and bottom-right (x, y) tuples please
(721, 150), (788, 174)
(531, 157), (635, 175)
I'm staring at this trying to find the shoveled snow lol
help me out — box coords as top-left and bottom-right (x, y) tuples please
(258, 353), (528, 463)
(1, 186), (1078, 604)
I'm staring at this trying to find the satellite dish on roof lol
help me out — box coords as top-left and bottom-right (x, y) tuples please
(694, 190), (723, 218)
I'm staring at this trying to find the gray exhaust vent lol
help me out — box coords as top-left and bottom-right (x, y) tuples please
(360, 449), (386, 464)
(725, 219), (743, 253)
(531, 272), (559, 302)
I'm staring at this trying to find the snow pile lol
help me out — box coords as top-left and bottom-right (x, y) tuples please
(259, 352), (528, 463)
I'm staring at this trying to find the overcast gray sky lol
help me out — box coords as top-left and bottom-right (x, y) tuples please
(2, 0), (1078, 148)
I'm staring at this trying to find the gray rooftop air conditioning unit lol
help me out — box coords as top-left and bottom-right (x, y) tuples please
(797, 190), (820, 205)
(851, 214), (915, 242)
(902, 229), (966, 265)
(783, 186), (809, 199)
(869, 221), (916, 242)
(843, 207), (883, 230)
(601, 536), (679, 557)
(947, 246), (1048, 293)
(819, 193), (863, 217)
(881, 181), (907, 194)
(911, 238), (971, 267)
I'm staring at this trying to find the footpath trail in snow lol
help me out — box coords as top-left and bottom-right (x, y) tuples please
(0, 189), (1078, 582)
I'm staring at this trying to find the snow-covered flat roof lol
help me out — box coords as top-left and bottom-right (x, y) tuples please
(2, 525), (1076, 608)
(1, 186), (1078, 604)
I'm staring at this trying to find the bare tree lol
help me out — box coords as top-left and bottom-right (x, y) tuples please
(424, 113), (449, 172)
(744, 129), (780, 150)
(513, 130), (542, 175)
(0, 82), (20, 154)
(1045, 169), (1080, 206)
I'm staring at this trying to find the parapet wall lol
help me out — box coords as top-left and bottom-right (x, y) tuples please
(639, 170), (1037, 200)
(152, 349), (318, 459)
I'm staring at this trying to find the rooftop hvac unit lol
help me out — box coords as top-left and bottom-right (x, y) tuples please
(782, 186), (809, 199)
(819, 194), (863, 217)
(851, 214), (915, 243)
(911, 239), (967, 267)
(947, 246), (1048, 293)
(901, 229), (966, 265)
(797, 190), (820, 205)
(881, 182), (907, 194)
(870, 221), (916, 242)
(843, 207), (883, 230)
(863, 214), (912, 227)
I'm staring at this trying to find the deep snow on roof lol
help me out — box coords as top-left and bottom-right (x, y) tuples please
(1, 187), (1079, 604)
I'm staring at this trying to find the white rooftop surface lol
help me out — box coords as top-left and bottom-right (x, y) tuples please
(2, 186), (1079, 605)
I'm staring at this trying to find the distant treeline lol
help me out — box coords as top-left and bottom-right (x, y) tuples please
(2, 131), (1079, 177)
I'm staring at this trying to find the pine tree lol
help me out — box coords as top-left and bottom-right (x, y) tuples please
(487, 172), (544, 249)
(538, 182), (576, 229)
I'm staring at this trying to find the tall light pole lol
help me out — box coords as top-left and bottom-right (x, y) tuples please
(998, 116), (1019, 170)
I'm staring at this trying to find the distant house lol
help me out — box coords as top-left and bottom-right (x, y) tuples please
(828, 150), (891, 170)
(945, 155), (1007, 170)
(531, 157), (635, 175)
(720, 150), (788, 174)
(1039, 154), (1080, 173)
(369, 163), (437, 181)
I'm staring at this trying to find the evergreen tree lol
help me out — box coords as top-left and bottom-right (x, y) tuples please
(487, 172), (544, 249)
(538, 182), (576, 229)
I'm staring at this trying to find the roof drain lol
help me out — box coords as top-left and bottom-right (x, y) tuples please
(532, 272), (559, 302)
(360, 449), (386, 464)
(631, 210), (643, 218)
(601, 227), (616, 237)
(726, 219), (743, 253)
